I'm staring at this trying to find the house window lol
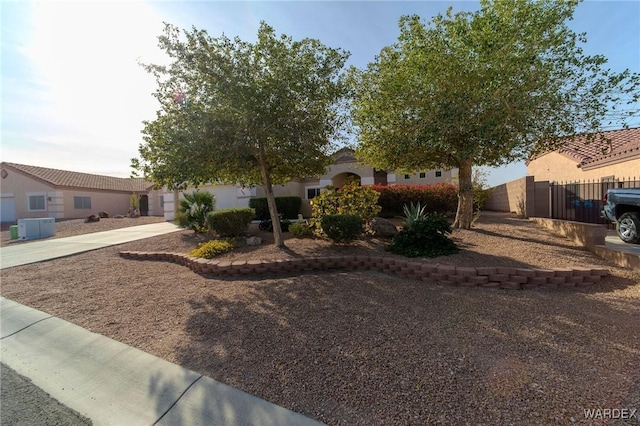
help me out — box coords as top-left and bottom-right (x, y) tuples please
(435, 170), (442, 177)
(28, 195), (46, 211)
(419, 172), (426, 179)
(404, 174), (410, 180)
(159, 195), (165, 209)
(306, 187), (322, 200)
(73, 196), (91, 209)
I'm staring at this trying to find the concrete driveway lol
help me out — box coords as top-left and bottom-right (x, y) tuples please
(0, 222), (182, 269)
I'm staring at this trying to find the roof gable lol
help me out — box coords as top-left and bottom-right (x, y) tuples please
(1, 162), (153, 192)
(558, 127), (640, 167)
(532, 127), (640, 167)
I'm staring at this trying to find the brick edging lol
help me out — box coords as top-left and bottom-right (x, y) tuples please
(119, 251), (609, 290)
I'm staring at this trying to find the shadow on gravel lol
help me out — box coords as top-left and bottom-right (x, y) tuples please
(169, 271), (640, 425)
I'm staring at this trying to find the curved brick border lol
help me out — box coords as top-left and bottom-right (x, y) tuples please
(119, 251), (609, 290)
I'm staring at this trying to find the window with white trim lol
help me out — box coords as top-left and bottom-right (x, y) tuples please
(404, 174), (410, 180)
(73, 196), (91, 209)
(28, 195), (46, 211)
(159, 195), (165, 209)
(419, 172), (426, 179)
(306, 187), (322, 200)
(435, 170), (442, 177)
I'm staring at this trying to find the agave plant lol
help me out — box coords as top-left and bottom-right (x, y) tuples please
(175, 191), (216, 233)
(403, 201), (427, 228)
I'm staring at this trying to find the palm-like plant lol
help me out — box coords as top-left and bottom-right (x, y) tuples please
(175, 191), (216, 233)
(403, 201), (427, 228)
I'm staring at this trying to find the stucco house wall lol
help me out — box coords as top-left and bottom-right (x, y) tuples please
(162, 150), (460, 220)
(1, 168), (58, 220)
(527, 127), (640, 183)
(527, 152), (640, 182)
(0, 162), (160, 223)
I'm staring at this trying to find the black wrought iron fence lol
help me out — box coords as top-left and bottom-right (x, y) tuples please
(550, 177), (640, 225)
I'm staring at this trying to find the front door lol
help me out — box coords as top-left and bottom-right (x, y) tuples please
(139, 195), (149, 216)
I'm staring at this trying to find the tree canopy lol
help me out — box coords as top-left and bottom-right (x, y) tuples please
(350, 0), (640, 228)
(133, 22), (351, 246)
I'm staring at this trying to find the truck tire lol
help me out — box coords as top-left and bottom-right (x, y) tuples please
(617, 212), (640, 244)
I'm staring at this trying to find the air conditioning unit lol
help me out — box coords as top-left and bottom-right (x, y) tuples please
(18, 218), (56, 240)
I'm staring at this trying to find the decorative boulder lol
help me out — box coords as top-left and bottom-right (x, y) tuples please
(113, 214), (125, 219)
(98, 211), (110, 218)
(85, 214), (100, 223)
(246, 237), (262, 246)
(370, 217), (398, 237)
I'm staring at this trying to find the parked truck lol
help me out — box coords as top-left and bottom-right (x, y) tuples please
(602, 188), (640, 244)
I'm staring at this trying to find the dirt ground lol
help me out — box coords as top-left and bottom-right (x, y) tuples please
(1, 213), (638, 425)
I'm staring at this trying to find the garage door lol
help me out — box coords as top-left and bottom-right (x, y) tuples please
(0, 197), (16, 222)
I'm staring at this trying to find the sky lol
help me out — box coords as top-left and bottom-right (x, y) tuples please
(1, 1), (639, 187)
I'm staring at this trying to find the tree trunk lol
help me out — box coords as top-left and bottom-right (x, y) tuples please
(258, 144), (285, 248)
(452, 158), (474, 230)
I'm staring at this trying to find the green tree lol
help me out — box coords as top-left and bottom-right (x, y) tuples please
(133, 22), (350, 247)
(351, 0), (639, 229)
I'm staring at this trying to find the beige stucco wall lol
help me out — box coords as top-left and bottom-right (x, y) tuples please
(528, 153), (640, 182)
(61, 190), (134, 219)
(0, 167), (162, 222)
(394, 168), (459, 186)
(484, 176), (535, 216)
(1, 169), (57, 220)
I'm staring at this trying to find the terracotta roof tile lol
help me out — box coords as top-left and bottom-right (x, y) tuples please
(556, 127), (640, 166)
(1, 162), (153, 192)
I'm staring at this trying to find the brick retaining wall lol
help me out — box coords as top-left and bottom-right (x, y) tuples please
(120, 251), (609, 290)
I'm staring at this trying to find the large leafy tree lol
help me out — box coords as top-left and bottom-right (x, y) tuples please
(351, 0), (639, 229)
(133, 22), (350, 247)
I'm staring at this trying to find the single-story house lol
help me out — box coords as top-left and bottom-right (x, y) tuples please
(2, 150), (458, 223)
(162, 149), (459, 219)
(0, 162), (162, 223)
(485, 127), (639, 217)
(527, 127), (640, 183)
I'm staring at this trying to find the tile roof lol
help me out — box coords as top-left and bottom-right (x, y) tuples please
(554, 127), (640, 166)
(1, 162), (154, 192)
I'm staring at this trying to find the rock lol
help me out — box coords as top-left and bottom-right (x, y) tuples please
(84, 214), (100, 223)
(370, 217), (398, 237)
(246, 237), (262, 246)
(98, 211), (110, 218)
(113, 214), (125, 219)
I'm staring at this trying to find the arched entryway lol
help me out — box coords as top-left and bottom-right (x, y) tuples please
(332, 172), (361, 189)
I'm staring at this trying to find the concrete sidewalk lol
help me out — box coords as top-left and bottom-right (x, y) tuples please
(0, 222), (183, 269)
(0, 297), (323, 426)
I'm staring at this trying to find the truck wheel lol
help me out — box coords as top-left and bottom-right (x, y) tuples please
(617, 212), (640, 244)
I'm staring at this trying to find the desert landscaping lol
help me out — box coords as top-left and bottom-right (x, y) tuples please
(1, 213), (639, 425)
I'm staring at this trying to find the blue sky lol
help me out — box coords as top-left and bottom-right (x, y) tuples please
(1, 1), (638, 186)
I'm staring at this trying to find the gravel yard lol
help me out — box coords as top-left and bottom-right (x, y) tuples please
(1, 213), (638, 425)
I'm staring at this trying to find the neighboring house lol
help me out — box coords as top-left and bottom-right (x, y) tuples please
(163, 149), (459, 219)
(485, 127), (639, 218)
(0, 162), (162, 223)
(527, 127), (640, 182)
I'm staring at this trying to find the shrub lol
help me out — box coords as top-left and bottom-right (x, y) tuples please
(389, 214), (459, 258)
(289, 221), (313, 237)
(190, 239), (235, 259)
(403, 202), (427, 228)
(207, 208), (254, 237)
(373, 184), (458, 218)
(320, 214), (363, 244)
(175, 191), (216, 233)
(248, 196), (302, 220)
(310, 181), (381, 235)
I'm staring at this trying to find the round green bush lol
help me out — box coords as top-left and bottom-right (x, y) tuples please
(389, 214), (459, 257)
(207, 208), (254, 237)
(320, 214), (363, 244)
